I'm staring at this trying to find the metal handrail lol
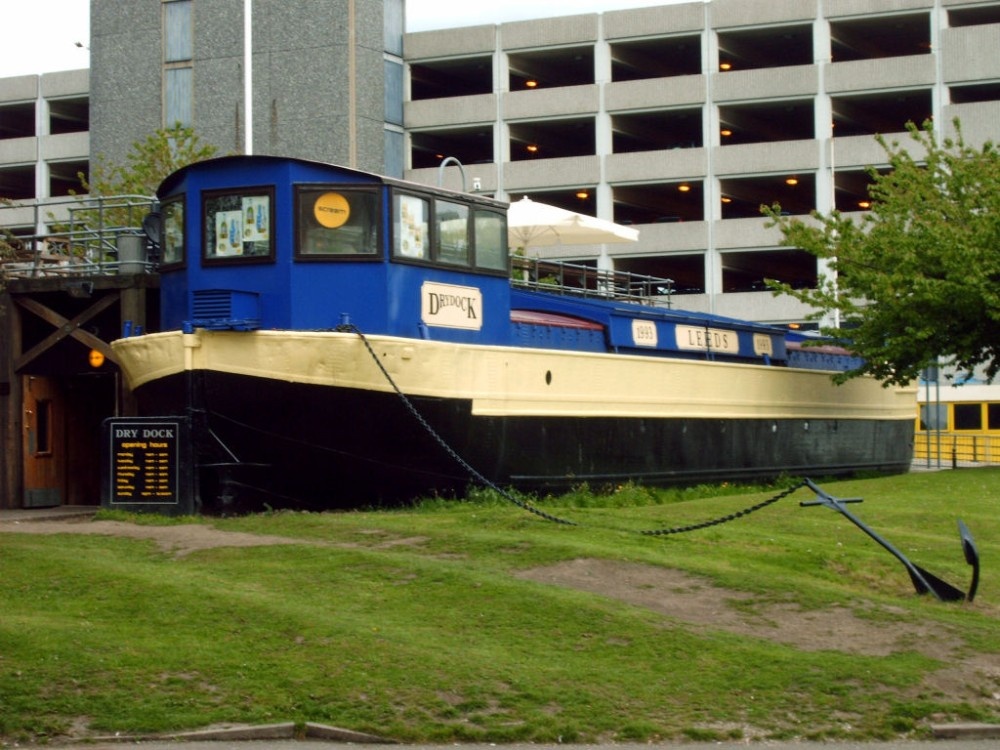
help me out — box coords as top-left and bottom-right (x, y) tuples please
(1, 193), (157, 279)
(510, 255), (673, 307)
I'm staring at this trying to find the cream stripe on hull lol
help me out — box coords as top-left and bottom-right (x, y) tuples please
(112, 329), (917, 422)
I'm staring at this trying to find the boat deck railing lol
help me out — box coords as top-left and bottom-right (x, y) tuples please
(1, 194), (158, 279)
(511, 256), (673, 307)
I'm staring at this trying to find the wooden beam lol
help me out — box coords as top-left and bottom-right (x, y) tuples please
(13, 292), (121, 371)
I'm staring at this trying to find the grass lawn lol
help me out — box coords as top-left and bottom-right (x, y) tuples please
(2, 469), (998, 744)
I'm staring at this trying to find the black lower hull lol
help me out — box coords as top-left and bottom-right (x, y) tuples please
(134, 370), (914, 511)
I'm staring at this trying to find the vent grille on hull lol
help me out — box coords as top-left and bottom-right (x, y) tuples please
(184, 289), (261, 332)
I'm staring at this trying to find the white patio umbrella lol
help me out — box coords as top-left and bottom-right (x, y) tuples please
(507, 196), (639, 250)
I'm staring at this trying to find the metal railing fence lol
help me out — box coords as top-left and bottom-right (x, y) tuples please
(1, 194), (157, 279)
(510, 256), (673, 307)
(913, 432), (1000, 468)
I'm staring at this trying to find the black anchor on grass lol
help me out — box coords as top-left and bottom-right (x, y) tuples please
(800, 478), (979, 603)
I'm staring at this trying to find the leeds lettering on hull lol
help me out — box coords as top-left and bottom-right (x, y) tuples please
(675, 325), (741, 355)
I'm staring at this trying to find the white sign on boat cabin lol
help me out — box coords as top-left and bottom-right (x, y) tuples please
(675, 325), (740, 354)
(631, 319), (658, 347)
(421, 281), (483, 330)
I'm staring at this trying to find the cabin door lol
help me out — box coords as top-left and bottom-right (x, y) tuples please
(22, 375), (66, 507)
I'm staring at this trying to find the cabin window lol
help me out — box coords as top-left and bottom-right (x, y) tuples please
(394, 193), (430, 259)
(989, 403), (1000, 430)
(436, 200), (470, 266)
(953, 403), (982, 430)
(161, 197), (185, 267)
(474, 209), (507, 271)
(393, 190), (508, 274)
(202, 188), (274, 263)
(296, 187), (379, 257)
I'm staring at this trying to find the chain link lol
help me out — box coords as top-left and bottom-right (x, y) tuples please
(638, 480), (809, 536)
(337, 324), (579, 525)
(338, 323), (806, 535)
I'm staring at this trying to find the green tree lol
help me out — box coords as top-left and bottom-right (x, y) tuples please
(83, 122), (217, 198)
(1, 198), (25, 293)
(0, 199), (18, 261)
(764, 120), (1000, 386)
(59, 123), (218, 259)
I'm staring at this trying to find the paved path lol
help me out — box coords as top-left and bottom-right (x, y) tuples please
(18, 719), (1000, 748)
(0, 504), (100, 522)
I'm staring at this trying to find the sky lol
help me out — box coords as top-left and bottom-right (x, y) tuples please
(0, 0), (691, 78)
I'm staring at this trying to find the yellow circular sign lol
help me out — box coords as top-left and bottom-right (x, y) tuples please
(313, 192), (350, 228)
(89, 349), (106, 368)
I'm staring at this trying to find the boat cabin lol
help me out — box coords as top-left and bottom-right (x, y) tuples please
(153, 155), (511, 343)
(147, 155), (794, 366)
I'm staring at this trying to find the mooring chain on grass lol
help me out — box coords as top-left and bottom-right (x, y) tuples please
(339, 323), (806, 535)
(337, 323), (580, 526)
(637, 479), (809, 536)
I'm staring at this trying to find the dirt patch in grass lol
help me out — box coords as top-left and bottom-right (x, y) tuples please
(7, 518), (1000, 711)
(517, 558), (1000, 709)
(517, 558), (945, 656)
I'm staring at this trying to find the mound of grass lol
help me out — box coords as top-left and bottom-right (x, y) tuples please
(2, 469), (998, 743)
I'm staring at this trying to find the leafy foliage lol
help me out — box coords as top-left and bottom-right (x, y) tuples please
(0, 200), (17, 255)
(83, 122), (217, 199)
(764, 120), (1000, 386)
(0, 198), (22, 293)
(50, 123), (218, 258)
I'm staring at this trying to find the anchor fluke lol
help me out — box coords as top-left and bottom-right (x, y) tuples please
(958, 519), (979, 602)
(907, 563), (965, 602)
(800, 479), (977, 603)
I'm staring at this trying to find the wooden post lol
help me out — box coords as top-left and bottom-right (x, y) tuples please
(0, 291), (23, 509)
(118, 283), (146, 416)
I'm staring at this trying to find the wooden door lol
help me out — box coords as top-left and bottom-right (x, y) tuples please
(22, 375), (65, 507)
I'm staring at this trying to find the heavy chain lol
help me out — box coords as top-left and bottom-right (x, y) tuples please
(338, 323), (805, 535)
(337, 323), (579, 526)
(638, 480), (809, 536)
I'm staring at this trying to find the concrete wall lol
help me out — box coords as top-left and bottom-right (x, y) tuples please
(90, 0), (397, 175)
